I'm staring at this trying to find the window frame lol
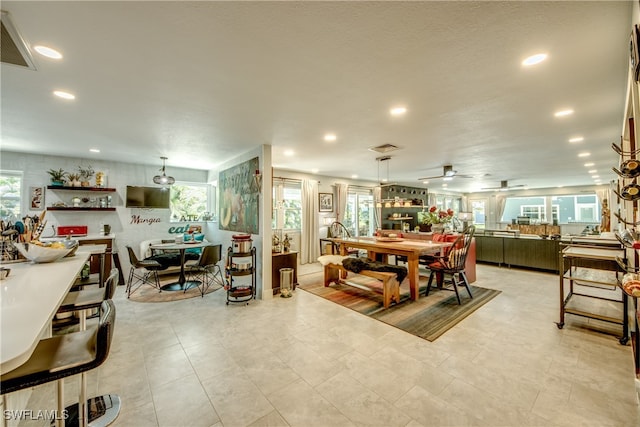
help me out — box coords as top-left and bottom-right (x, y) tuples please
(169, 181), (214, 223)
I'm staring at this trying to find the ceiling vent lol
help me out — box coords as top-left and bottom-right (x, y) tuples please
(1, 10), (37, 70)
(369, 144), (400, 153)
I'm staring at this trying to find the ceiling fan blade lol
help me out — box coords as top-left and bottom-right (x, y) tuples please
(417, 175), (443, 181)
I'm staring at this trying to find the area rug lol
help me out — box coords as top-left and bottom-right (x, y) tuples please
(298, 272), (501, 341)
(126, 274), (222, 303)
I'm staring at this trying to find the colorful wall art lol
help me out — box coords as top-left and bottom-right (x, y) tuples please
(218, 157), (259, 234)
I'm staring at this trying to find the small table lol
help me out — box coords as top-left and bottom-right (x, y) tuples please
(149, 241), (209, 291)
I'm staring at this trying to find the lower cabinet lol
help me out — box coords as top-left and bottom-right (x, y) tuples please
(476, 235), (560, 272)
(503, 238), (559, 271)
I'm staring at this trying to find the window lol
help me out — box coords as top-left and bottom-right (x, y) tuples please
(170, 182), (213, 222)
(470, 199), (486, 229)
(344, 188), (374, 237)
(502, 194), (599, 225)
(0, 171), (22, 221)
(272, 180), (302, 230)
(521, 205), (546, 221)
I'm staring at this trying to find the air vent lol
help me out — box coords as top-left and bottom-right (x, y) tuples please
(1, 11), (37, 70)
(369, 144), (400, 153)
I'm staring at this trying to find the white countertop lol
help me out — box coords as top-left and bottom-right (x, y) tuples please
(41, 233), (115, 242)
(0, 251), (90, 373)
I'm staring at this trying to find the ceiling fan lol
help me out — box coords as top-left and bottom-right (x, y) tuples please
(418, 164), (474, 181)
(482, 180), (526, 190)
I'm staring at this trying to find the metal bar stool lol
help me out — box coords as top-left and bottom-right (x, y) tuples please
(1, 300), (117, 427)
(53, 269), (120, 426)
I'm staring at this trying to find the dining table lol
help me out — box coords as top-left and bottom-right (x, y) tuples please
(329, 236), (451, 301)
(149, 241), (210, 291)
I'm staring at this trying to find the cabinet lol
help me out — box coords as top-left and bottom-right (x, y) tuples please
(379, 185), (427, 230)
(46, 186), (116, 211)
(272, 251), (298, 295)
(557, 244), (628, 344)
(225, 246), (256, 304)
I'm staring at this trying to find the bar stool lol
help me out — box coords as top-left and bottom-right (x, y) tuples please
(1, 300), (117, 427)
(53, 269), (120, 426)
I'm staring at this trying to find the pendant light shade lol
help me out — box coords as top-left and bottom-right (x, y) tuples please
(153, 156), (175, 185)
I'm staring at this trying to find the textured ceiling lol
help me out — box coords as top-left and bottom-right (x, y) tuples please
(0, 1), (634, 192)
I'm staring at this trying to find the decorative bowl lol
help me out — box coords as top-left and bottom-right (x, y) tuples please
(15, 241), (75, 263)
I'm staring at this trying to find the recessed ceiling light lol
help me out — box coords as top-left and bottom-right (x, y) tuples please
(569, 137), (584, 143)
(390, 106), (407, 116)
(53, 90), (75, 100)
(34, 45), (62, 59)
(442, 183), (448, 188)
(324, 134), (336, 142)
(588, 169), (597, 174)
(284, 149), (294, 156)
(422, 180), (429, 185)
(351, 174), (358, 179)
(89, 148), (100, 153)
(311, 168), (319, 173)
(443, 177), (453, 181)
(554, 109), (574, 117)
(584, 162), (595, 167)
(592, 175), (600, 179)
(577, 152), (590, 157)
(522, 53), (547, 66)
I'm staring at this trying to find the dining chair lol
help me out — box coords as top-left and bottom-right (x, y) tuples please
(424, 225), (476, 304)
(328, 221), (360, 256)
(125, 246), (165, 298)
(185, 244), (223, 297)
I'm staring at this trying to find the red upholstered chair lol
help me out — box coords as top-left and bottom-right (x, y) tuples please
(425, 225), (476, 304)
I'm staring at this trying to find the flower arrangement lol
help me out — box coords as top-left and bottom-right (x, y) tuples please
(421, 206), (455, 224)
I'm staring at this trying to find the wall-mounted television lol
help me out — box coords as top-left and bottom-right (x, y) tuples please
(125, 186), (170, 209)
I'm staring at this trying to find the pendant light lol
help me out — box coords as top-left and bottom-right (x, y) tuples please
(153, 156), (175, 185)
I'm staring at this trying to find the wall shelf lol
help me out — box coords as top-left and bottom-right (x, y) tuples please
(46, 207), (116, 212)
(47, 186), (116, 192)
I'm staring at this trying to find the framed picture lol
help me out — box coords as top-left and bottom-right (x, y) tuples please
(30, 186), (44, 210)
(319, 193), (334, 212)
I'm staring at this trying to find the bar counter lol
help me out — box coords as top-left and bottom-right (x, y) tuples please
(0, 252), (89, 373)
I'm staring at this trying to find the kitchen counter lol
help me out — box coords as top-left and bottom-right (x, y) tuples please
(1, 251), (89, 373)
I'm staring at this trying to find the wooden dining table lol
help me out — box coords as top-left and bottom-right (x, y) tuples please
(329, 237), (451, 301)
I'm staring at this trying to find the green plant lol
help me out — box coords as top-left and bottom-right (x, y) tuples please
(77, 165), (94, 181)
(67, 173), (80, 181)
(47, 168), (67, 181)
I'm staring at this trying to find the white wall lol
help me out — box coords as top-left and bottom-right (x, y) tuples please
(1, 151), (209, 275)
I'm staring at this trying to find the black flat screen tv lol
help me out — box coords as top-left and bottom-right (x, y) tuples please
(125, 186), (170, 209)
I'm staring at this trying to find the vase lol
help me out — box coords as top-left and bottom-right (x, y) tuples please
(431, 224), (445, 234)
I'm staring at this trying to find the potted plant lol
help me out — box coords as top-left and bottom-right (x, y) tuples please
(47, 168), (67, 186)
(77, 165), (94, 187)
(67, 173), (81, 187)
(419, 206), (455, 233)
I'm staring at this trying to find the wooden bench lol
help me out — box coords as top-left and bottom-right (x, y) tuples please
(323, 263), (400, 308)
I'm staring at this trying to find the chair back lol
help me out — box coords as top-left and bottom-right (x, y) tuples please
(444, 225), (476, 271)
(126, 246), (140, 265)
(328, 221), (352, 239)
(198, 244), (222, 268)
(103, 268), (119, 300)
(94, 299), (116, 369)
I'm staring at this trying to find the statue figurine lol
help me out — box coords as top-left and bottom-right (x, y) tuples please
(283, 234), (291, 252)
(600, 198), (610, 232)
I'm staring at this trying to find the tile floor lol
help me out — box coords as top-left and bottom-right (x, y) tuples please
(17, 263), (640, 426)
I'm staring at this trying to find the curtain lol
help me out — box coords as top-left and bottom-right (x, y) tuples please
(300, 179), (319, 264)
(335, 183), (348, 222)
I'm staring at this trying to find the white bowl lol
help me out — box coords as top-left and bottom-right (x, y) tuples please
(15, 242), (73, 263)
